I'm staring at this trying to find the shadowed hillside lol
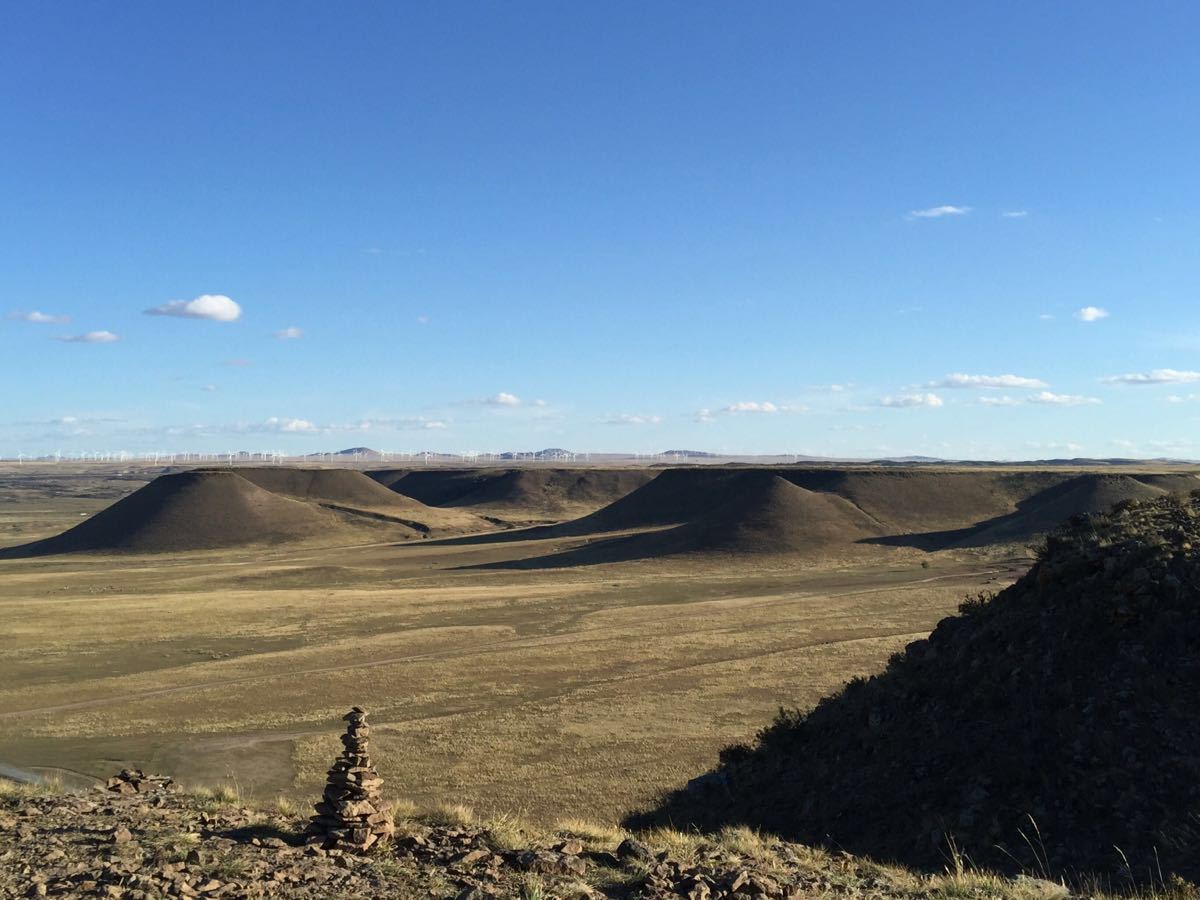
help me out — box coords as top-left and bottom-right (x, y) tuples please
(632, 493), (1200, 882)
(368, 468), (655, 521)
(489, 473), (889, 568)
(231, 466), (489, 531)
(0, 471), (346, 555)
(868, 473), (1200, 549)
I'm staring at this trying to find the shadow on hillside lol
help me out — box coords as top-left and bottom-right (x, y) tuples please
(458, 527), (685, 570)
(394, 522), (561, 549)
(858, 475), (1155, 551)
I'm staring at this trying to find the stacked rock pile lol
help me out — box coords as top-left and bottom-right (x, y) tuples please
(643, 492), (1200, 883)
(306, 707), (394, 852)
(105, 768), (175, 795)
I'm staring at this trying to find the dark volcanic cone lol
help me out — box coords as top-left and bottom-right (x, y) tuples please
(632, 493), (1200, 883)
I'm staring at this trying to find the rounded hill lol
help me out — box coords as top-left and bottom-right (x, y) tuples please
(2, 470), (344, 555)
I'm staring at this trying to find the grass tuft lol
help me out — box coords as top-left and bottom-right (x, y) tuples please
(421, 801), (475, 828)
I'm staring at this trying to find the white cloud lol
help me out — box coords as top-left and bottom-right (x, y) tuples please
(261, 417), (318, 433)
(56, 330), (119, 343)
(146, 294), (242, 322)
(1039, 314), (1055, 321)
(274, 326), (303, 340)
(349, 417), (448, 431)
(9, 310), (70, 324)
(696, 401), (807, 420)
(926, 373), (1048, 390)
(486, 392), (521, 407)
(1001, 210), (1029, 218)
(1026, 441), (1084, 453)
(879, 393), (944, 408)
(1102, 369), (1200, 385)
(1166, 394), (1199, 404)
(201, 384), (218, 392)
(726, 401), (779, 414)
(604, 413), (662, 426)
(1028, 391), (1101, 406)
(1075, 306), (1109, 322)
(908, 205), (971, 218)
(977, 395), (1023, 407)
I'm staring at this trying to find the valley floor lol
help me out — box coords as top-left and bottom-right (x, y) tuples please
(0, 472), (1024, 825)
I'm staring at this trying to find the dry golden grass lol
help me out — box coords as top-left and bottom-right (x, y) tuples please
(0, 466), (1025, 827)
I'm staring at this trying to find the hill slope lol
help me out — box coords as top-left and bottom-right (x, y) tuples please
(635, 493), (1200, 881)
(370, 468), (655, 521)
(231, 466), (488, 532)
(0, 471), (346, 555)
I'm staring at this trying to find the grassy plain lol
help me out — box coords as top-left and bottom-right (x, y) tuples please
(0, 465), (1026, 825)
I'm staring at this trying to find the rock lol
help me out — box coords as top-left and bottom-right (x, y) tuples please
(617, 836), (655, 864)
(304, 707), (394, 853)
(110, 826), (133, 844)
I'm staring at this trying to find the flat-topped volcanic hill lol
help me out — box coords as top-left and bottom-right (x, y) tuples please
(486, 468), (1200, 567)
(368, 467), (655, 521)
(0, 468), (494, 556)
(0, 470), (348, 555)
(634, 492), (1200, 882)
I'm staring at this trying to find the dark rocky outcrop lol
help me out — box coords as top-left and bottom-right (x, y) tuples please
(635, 494), (1200, 884)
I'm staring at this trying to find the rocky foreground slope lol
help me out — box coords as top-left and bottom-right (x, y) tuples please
(637, 494), (1200, 885)
(2, 771), (1178, 900)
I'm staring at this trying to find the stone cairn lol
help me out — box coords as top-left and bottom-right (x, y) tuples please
(306, 707), (394, 852)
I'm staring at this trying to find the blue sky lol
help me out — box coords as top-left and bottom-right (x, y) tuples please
(2, 2), (1198, 459)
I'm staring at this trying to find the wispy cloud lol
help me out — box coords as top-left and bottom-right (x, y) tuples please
(274, 326), (303, 340)
(925, 373), (1048, 390)
(9, 310), (70, 324)
(56, 330), (119, 344)
(977, 395), (1023, 407)
(908, 205), (970, 219)
(1026, 440), (1083, 453)
(1075, 306), (1109, 322)
(1001, 210), (1029, 218)
(486, 392), (521, 407)
(259, 416), (318, 433)
(1102, 369), (1200, 385)
(1028, 391), (1101, 406)
(604, 413), (662, 426)
(696, 401), (807, 422)
(416, 315), (430, 325)
(879, 393), (944, 408)
(146, 294), (242, 322)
